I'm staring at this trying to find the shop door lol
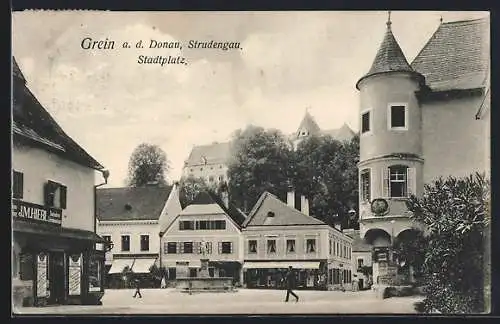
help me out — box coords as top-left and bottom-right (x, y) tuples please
(48, 252), (66, 304)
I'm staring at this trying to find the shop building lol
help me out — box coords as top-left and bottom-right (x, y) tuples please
(160, 190), (246, 285)
(96, 184), (179, 288)
(12, 57), (108, 307)
(355, 15), (489, 284)
(241, 190), (354, 290)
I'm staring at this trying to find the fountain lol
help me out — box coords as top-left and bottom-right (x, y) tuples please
(176, 241), (236, 293)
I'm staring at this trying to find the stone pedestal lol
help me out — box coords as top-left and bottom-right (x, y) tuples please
(199, 258), (210, 278)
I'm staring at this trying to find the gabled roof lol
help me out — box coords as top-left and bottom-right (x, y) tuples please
(296, 111), (322, 137)
(184, 142), (231, 167)
(411, 17), (489, 92)
(321, 123), (356, 142)
(356, 21), (421, 90)
(243, 191), (326, 227)
(179, 191), (247, 228)
(158, 183), (183, 233)
(12, 57), (104, 170)
(13, 57), (26, 84)
(97, 186), (173, 221)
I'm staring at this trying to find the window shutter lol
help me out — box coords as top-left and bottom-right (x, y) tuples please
(218, 242), (223, 254)
(44, 182), (52, 205)
(407, 167), (416, 196)
(176, 242), (180, 254)
(230, 242), (233, 254)
(60, 185), (67, 209)
(382, 168), (390, 198)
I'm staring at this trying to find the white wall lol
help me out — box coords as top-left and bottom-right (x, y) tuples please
(12, 142), (96, 232)
(161, 212), (241, 264)
(97, 221), (160, 264)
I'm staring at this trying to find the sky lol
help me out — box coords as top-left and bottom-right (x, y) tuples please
(12, 10), (489, 187)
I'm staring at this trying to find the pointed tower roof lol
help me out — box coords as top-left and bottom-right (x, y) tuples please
(296, 109), (321, 137)
(356, 13), (423, 90)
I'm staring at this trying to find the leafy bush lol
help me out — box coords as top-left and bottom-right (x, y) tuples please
(406, 173), (489, 314)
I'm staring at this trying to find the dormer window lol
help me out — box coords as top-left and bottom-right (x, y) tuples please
(124, 203), (132, 211)
(267, 211), (275, 217)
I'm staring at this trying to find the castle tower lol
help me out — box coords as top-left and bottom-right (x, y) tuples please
(355, 13), (426, 277)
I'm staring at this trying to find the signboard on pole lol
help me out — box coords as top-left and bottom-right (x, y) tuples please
(36, 253), (48, 298)
(68, 254), (82, 296)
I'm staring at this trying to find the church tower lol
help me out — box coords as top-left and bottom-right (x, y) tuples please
(355, 13), (426, 266)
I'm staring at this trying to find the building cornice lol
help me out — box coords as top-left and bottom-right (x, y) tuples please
(98, 220), (159, 226)
(358, 153), (424, 167)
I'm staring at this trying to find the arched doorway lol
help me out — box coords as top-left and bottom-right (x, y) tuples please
(394, 228), (425, 283)
(363, 228), (391, 247)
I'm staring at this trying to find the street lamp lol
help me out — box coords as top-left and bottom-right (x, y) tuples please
(94, 169), (110, 233)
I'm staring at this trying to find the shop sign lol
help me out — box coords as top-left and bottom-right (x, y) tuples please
(12, 200), (62, 225)
(68, 254), (82, 296)
(36, 253), (48, 298)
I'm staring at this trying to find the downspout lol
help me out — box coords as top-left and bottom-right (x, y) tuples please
(94, 169), (110, 233)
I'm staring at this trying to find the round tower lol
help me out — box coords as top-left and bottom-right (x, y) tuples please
(355, 14), (426, 280)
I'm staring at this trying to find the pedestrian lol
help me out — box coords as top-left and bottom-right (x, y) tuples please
(284, 266), (299, 302)
(161, 276), (166, 289)
(133, 277), (142, 298)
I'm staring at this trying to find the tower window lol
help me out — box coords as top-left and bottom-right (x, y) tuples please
(361, 111), (371, 133)
(360, 169), (371, 202)
(389, 104), (407, 129)
(389, 165), (408, 198)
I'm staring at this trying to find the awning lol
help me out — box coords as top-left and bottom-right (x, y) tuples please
(243, 261), (320, 269)
(13, 218), (106, 243)
(132, 258), (156, 273)
(108, 258), (135, 274)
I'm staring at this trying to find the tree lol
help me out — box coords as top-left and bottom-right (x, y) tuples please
(127, 143), (170, 187)
(406, 172), (490, 314)
(227, 125), (294, 212)
(178, 175), (211, 208)
(293, 134), (359, 227)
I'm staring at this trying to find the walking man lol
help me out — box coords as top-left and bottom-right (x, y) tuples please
(284, 266), (299, 302)
(132, 277), (142, 298)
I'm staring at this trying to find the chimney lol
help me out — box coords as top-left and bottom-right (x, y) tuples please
(300, 195), (309, 216)
(287, 185), (295, 208)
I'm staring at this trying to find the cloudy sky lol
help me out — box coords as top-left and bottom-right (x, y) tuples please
(12, 10), (489, 187)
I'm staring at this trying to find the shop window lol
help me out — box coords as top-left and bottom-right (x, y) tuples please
(140, 235), (149, 251)
(182, 242), (193, 254)
(389, 104), (407, 129)
(267, 240), (276, 254)
(209, 267), (215, 277)
(166, 242), (177, 254)
(121, 235), (130, 252)
(19, 252), (34, 281)
(306, 239), (316, 253)
(361, 110), (371, 133)
(360, 169), (371, 202)
(248, 240), (257, 254)
(44, 180), (67, 209)
(13, 170), (24, 199)
(189, 268), (197, 278)
(219, 241), (232, 254)
(168, 267), (176, 279)
(286, 239), (296, 253)
(179, 220), (195, 230)
(89, 255), (102, 292)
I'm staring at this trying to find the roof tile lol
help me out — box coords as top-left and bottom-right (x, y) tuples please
(411, 18), (489, 91)
(97, 186), (173, 221)
(243, 191), (326, 227)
